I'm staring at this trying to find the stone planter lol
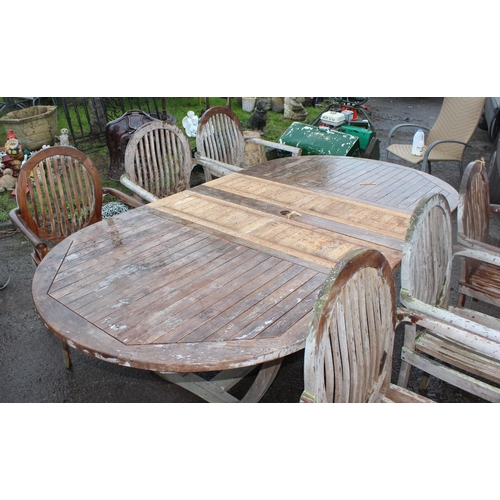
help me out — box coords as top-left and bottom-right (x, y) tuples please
(0, 105), (58, 150)
(242, 97), (256, 112)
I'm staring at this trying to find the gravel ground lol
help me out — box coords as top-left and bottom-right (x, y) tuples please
(1, 97), (498, 403)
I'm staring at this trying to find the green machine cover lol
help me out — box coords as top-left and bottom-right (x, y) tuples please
(339, 125), (374, 152)
(279, 122), (360, 157)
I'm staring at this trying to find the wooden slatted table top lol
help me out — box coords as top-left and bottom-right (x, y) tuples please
(239, 155), (458, 212)
(32, 155), (458, 373)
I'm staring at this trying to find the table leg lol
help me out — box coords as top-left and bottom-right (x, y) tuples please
(240, 358), (283, 403)
(156, 358), (283, 403)
(156, 372), (241, 402)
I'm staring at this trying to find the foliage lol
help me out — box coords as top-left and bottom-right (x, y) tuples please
(157, 97), (321, 144)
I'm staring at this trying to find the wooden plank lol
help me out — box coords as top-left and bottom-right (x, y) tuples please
(74, 246), (278, 340)
(49, 216), (207, 295)
(152, 191), (403, 270)
(402, 347), (500, 402)
(113, 256), (296, 344)
(240, 155), (458, 211)
(50, 227), (218, 303)
(70, 239), (256, 321)
(145, 206), (333, 275)
(385, 384), (435, 403)
(416, 333), (500, 383)
(177, 267), (322, 343)
(197, 175), (410, 241)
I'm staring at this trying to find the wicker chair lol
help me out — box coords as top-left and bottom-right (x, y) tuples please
(386, 97), (485, 178)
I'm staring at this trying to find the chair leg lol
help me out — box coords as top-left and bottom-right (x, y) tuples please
(397, 323), (417, 388)
(203, 167), (213, 183)
(61, 340), (72, 369)
(420, 372), (431, 390)
(397, 359), (412, 388)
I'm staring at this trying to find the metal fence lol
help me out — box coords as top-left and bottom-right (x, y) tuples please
(53, 97), (172, 151)
(1, 97), (174, 152)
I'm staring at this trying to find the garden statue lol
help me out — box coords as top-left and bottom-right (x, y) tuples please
(284, 97), (308, 121)
(0, 168), (16, 192)
(59, 128), (70, 146)
(182, 110), (199, 137)
(4, 130), (24, 173)
(1, 154), (15, 172)
(247, 99), (271, 133)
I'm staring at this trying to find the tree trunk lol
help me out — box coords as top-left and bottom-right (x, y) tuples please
(87, 98), (107, 137)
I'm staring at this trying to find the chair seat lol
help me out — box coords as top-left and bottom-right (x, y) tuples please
(460, 261), (500, 301)
(412, 331), (500, 387)
(383, 384), (435, 403)
(386, 144), (461, 165)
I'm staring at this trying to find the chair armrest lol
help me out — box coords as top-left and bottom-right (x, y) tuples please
(454, 240), (500, 260)
(387, 123), (431, 145)
(119, 174), (157, 203)
(194, 153), (244, 177)
(244, 137), (302, 157)
(9, 207), (49, 263)
(420, 140), (468, 173)
(397, 303), (500, 358)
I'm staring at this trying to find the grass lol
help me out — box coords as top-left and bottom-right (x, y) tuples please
(0, 97), (324, 219)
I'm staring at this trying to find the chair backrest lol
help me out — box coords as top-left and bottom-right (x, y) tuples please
(301, 248), (397, 403)
(195, 106), (245, 168)
(427, 97), (485, 158)
(458, 159), (490, 245)
(16, 146), (103, 243)
(400, 193), (453, 309)
(124, 121), (192, 199)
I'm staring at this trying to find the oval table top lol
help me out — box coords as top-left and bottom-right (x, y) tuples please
(31, 155), (458, 379)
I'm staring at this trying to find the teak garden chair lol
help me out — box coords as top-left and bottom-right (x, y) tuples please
(10, 146), (143, 368)
(300, 247), (433, 403)
(10, 146), (143, 266)
(195, 106), (302, 182)
(397, 193), (500, 402)
(457, 158), (500, 309)
(386, 97), (485, 178)
(120, 121), (194, 202)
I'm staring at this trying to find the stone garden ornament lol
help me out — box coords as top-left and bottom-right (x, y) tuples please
(284, 97), (308, 121)
(0, 168), (17, 192)
(182, 111), (199, 137)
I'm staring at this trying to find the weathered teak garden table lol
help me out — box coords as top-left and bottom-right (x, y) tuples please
(32, 156), (458, 402)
